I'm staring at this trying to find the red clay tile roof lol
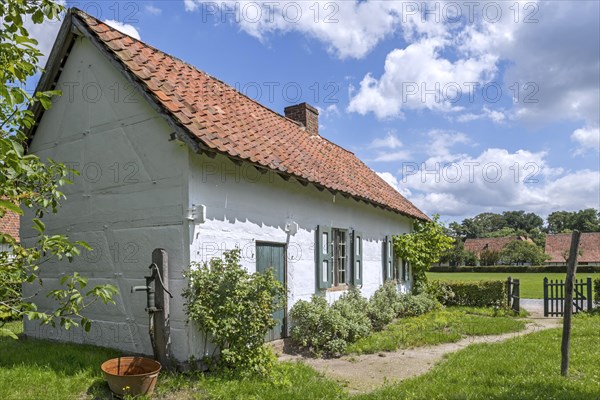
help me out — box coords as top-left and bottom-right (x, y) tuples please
(545, 233), (600, 263)
(464, 236), (533, 255)
(0, 211), (20, 242)
(63, 9), (427, 221)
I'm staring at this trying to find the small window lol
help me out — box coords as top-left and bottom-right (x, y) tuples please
(332, 228), (348, 287)
(392, 256), (401, 281)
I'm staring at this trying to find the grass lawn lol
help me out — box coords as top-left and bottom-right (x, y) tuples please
(0, 321), (119, 400)
(357, 313), (600, 400)
(345, 307), (527, 355)
(2, 314), (599, 399)
(427, 272), (600, 299)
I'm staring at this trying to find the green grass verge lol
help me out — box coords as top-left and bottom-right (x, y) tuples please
(427, 272), (600, 299)
(0, 321), (119, 400)
(345, 307), (527, 355)
(356, 313), (600, 400)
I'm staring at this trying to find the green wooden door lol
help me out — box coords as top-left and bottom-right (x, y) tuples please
(256, 242), (287, 341)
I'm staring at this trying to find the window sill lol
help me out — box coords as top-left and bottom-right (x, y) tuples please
(327, 285), (349, 292)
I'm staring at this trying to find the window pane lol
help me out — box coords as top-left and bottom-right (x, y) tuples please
(355, 260), (360, 280)
(355, 236), (360, 256)
(322, 232), (328, 254)
(322, 260), (328, 282)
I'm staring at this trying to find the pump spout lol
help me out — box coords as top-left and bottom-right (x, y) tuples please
(131, 285), (150, 293)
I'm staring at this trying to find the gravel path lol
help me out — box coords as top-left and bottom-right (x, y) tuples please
(277, 301), (561, 393)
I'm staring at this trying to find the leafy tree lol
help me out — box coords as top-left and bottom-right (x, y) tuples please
(460, 213), (507, 238)
(479, 249), (501, 266)
(502, 210), (544, 232)
(500, 241), (549, 266)
(547, 209), (600, 233)
(547, 211), (573, 234)
(464, 250), (478, 266)
(393, 215), (454, 290)
(440, 238), (471, 267)
(1, 1), (117, 337)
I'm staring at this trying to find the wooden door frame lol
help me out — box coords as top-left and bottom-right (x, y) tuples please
(255, 241), (288, 339)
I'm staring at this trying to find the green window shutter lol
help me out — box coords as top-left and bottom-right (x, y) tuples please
(316, 225), (332, 289)
(402, 260), (407, 281)
(382, 236), (393, 281)
(352, 231), (363, 286)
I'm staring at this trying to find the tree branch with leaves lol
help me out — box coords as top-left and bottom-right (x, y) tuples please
(393, 215), (454, 292)
(0, 0), (118, 338)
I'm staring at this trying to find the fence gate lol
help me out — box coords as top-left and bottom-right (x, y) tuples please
(507, 277), (520, 312)
(543, 277), (593, 317)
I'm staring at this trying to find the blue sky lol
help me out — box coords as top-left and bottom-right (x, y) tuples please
(29, 1), (600, 223)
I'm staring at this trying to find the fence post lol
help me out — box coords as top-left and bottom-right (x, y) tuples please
(587, 277), (593, 312)
(561, 230), (581, 377)
(543, 277), (548, 317)
(513, 279), (520, 312)
(507, 276), (512, 308)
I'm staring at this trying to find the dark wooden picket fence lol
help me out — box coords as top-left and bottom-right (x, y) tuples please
(543, 277), (593, 317)
(507, 277), (520, 312)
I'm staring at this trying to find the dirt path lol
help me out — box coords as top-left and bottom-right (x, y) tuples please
(278, 304), (561, 393)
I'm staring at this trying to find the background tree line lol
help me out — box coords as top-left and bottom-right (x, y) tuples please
(441, 209), (600, 267)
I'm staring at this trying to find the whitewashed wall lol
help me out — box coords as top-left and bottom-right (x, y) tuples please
(185, 152), (414, 360)
(22, 36), (189, 359)
(23, 35), (416, 363)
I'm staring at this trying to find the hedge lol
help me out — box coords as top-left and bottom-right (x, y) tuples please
(440, 280), (507, 308)
(594, 278), (600, 307)
(430, 265), (600, 273)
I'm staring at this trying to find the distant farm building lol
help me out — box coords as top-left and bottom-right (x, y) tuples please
(545, 233), (600, 266)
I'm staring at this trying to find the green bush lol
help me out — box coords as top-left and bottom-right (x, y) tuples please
(331, 288), (371, 343)
(397, 293), (440, 317)
(290, 284), (441, 356)
(182, 249), (285, 376)
(594, 278), (600, 307)
(289, 295), (350, 356)
(367, 281), (401, 331)
(424, 280), (456, 305)
(442, 280), (507, 307)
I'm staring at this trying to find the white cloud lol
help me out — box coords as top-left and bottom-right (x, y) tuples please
(347, 36), (498, 118)
(374, 151), (412, 163)
(461, 1), (600, 127)
(317, 104), (340, 119)
(103, 19), (141, 40)
(184, 0), (200, 12)
(391, 132), (599, 218)
(376, 171), (412, 198)
(457, 106), (506, 124)
(369, 132), (403, 149)
(183, 0), (406, 59)
(367, 132), (410, 162)
(145, 5), (163, 15)
(425, 130), (471, 160)
(571, 126), (600, 154)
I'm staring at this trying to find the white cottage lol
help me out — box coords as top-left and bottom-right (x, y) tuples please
(22, 9), (428, 362)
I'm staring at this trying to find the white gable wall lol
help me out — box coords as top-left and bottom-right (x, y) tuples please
(22, 36), (189, 358)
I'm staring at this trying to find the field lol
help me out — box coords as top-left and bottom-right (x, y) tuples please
(427, 272), (600, 299)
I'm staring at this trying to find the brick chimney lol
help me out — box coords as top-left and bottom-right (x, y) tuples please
(284, 103), (319, 136)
